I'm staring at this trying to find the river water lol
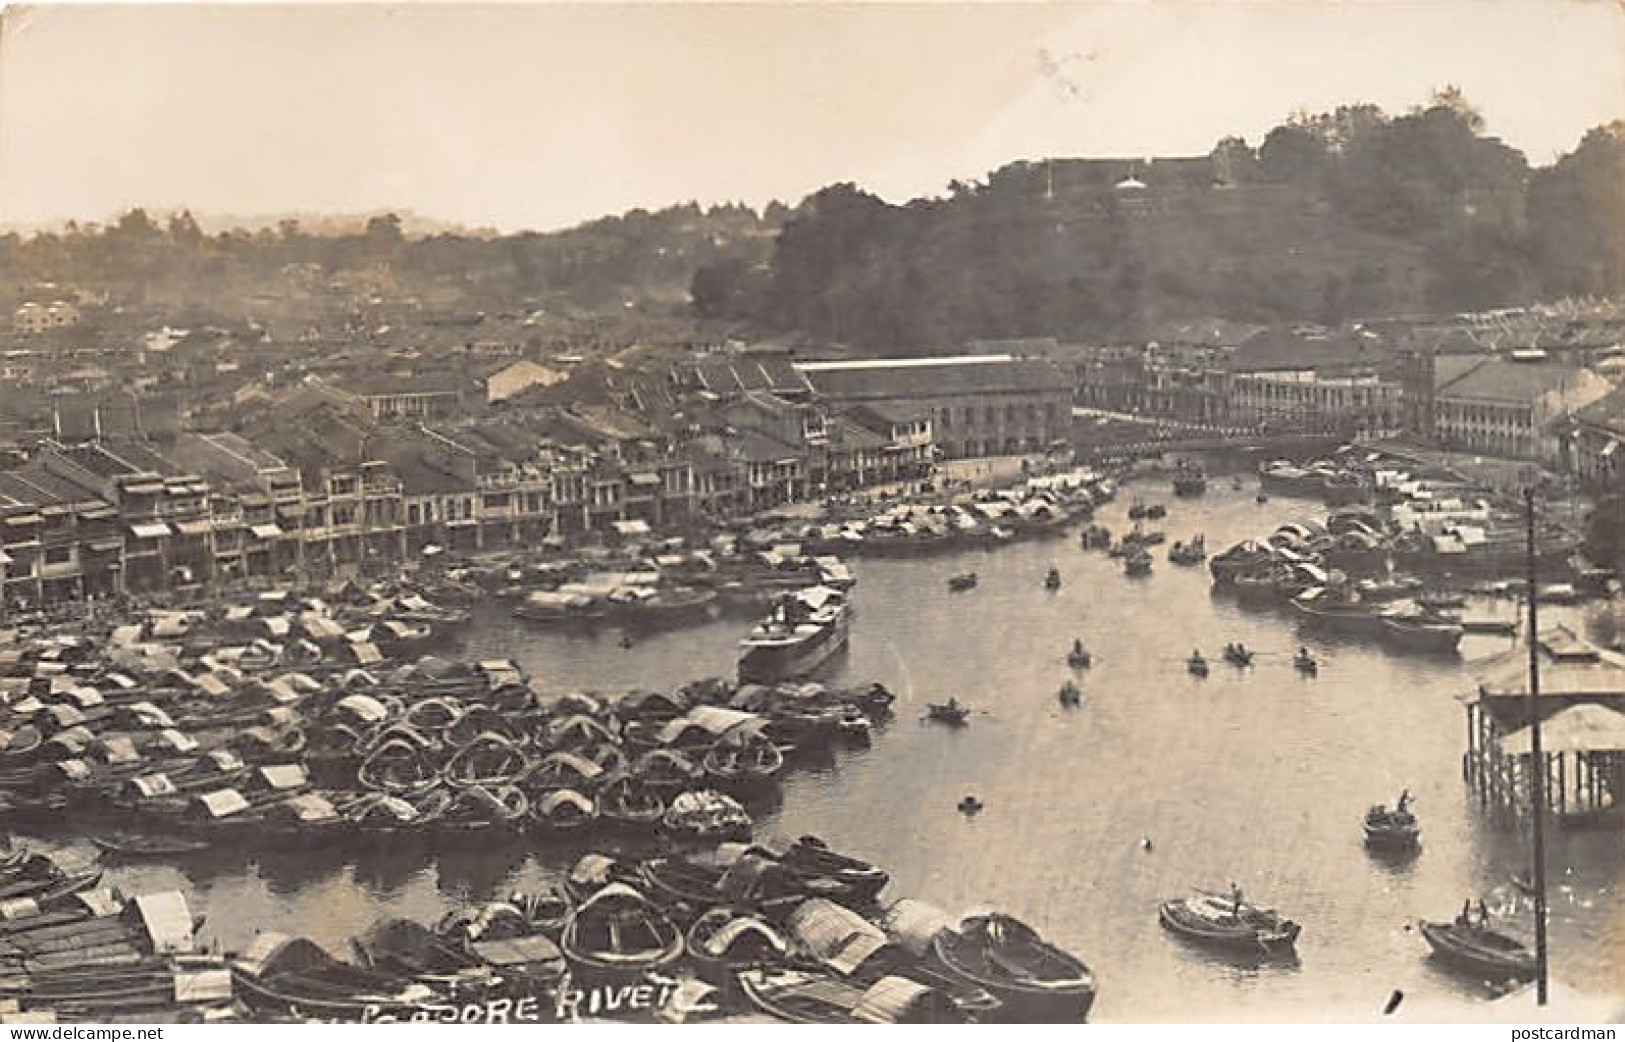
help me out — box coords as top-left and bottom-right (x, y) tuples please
(46, 479), (1625, 1021)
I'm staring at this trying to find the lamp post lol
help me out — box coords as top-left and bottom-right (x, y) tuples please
(1524, 484), (1551, 1005)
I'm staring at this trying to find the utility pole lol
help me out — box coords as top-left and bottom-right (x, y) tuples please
(1524, 485), (1550, 1005)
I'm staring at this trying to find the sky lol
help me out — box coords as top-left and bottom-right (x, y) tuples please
(1, 1), (1622, 234)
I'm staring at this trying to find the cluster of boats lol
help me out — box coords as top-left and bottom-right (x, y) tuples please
(0, 833), (1098, 1024)
(1180, 643), (1318, 678)
(0, 600), (902, 847)
(747, 477), (1116, 561)
(501, 546), (855, 629)
(0, 869), (242, 1023)
(1158, 793), (1540, 985)
(1080, 516), (1206, 577)
(1209, 517), (1485, 656)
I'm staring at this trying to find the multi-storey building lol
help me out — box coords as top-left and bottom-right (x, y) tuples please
(1427, 356), (1611, 464)
(795, 355), (1068, 460)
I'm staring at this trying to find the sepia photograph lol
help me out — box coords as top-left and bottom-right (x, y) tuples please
(0, 0), (1622, 1027)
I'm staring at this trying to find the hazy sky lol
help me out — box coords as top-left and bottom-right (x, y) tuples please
(2, 1), (1622, 233)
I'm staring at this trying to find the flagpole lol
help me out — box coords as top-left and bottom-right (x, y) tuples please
(1524, 485), (1550, 1005)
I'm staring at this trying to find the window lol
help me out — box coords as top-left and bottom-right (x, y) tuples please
(44, 546), (72, 565)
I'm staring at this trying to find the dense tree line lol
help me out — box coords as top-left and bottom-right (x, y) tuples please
(0, 202), (779, 321)
(693, 93), (1625, 348)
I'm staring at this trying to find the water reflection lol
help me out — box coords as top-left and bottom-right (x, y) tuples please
(22, 480), (1616, 1020)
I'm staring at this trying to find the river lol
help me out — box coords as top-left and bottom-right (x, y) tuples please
(39, 478), (1625, 1021)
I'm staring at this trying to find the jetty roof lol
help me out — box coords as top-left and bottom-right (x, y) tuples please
(1501, 703), (1625, 755)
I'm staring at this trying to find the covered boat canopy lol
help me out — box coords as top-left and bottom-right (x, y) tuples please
(194, 788), (250, 819)
(852, 976), (958, 1025)
(129, 772), (179, 798)
(533, 751), (604, 784)
(269, 792), (340, 824)
(696, 913), (790, 960)
(132, 891), (196, 954)
(666, 706), (765, 742)
(157, 729), (200, 754)
(538, 789), (595, 815)
(258, 764), (309, 791)
(786, 898), (892, 976)
(334, 693), (390, 725)
(880, 899), (955, 957)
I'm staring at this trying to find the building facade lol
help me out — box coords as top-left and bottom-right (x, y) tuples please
(796, 355), (1069, 460)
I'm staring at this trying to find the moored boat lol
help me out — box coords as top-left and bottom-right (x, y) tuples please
(932, 912), (1096, 1022)
(1378, 612), (1463, 655)
(947, 573), (978, 592)
(926, 699), (971, 727)
(596, 774), (664, 833)
(661, 789), (752, 843)
(764, 834), (890, 905)
(737, 966), (968, 1024)
(684, 907), (793, 991)
(558, 882), (683, 989)
(702, 734), (785, 793)
(738, 586), (850, 684)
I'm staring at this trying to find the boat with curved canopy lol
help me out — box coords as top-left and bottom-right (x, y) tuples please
(684, 907), (792, 989)
(558, 883), (683, 989)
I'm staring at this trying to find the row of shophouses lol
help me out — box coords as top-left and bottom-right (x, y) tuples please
(1073, 330), (1625, 475)
(0, 379), (936, 612)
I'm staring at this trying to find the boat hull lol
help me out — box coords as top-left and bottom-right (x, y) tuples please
(1419, 921), (1536, 981)
(738, 609), (850, 684)
(1379, 618), (1463, 654)
(1158, 899), (1299, 956)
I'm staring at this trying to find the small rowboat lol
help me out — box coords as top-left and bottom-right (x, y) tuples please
(927, 701), (971, 727)
(947, 573), (978, 592)
(1363, 804), (1420, 850)
(1067, 641), (1093, 668)
(1159, 889), (1300, 955)
(90, 833), (212, 858)
(1419, 919), (1536, 981)
(1222, 644), (1253, 667)
(1057, 681), (1081, 707)
(1187, 653), (1209, 678)
(1294, 649), (1319, 675)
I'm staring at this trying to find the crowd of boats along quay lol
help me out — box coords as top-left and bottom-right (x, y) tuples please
(0, 474), (1112, 1024)
(0, 443), (1613, 1022)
